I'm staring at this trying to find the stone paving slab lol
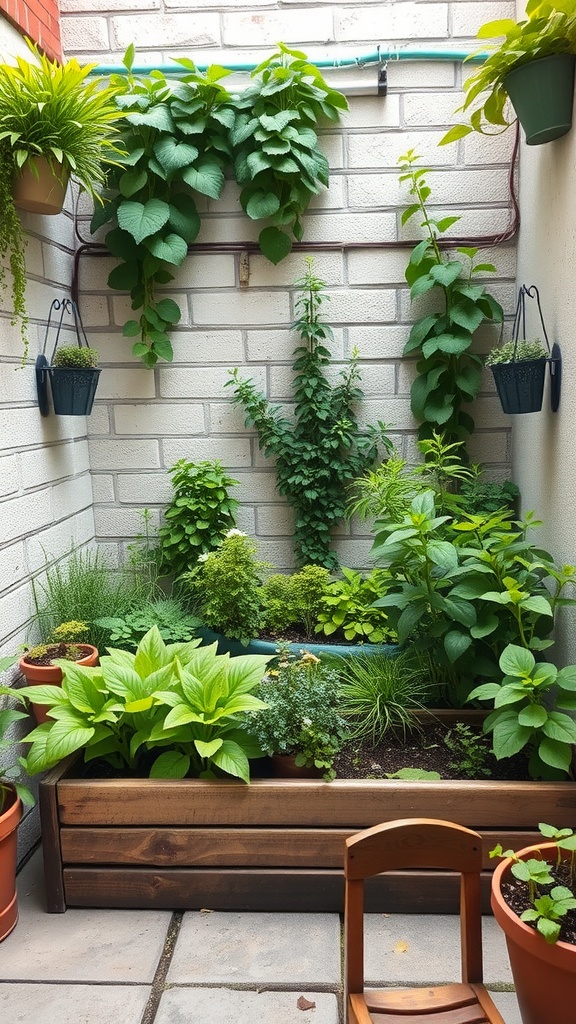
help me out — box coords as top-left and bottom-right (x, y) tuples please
(364, 913), (514, 986)
(491, 991), (522, 1024)
(155, 987), (339, 1024)
(167, 911), (341, 985)
(2, 852), (171, 983)
(0, 983), (150, 1024)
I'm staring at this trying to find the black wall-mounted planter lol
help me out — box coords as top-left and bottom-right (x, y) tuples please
(491, 359), (547, 414)
(47, 367), (101, 416)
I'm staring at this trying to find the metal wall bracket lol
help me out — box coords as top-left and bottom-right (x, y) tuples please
(550, 342), (561, 412)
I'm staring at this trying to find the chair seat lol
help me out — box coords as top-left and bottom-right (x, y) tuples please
(350, 982), (504, 1023)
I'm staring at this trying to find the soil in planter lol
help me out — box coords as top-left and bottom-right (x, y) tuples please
(23, 643), (84, 666)
(333, 721), (532, 782)
(500, 861), (576, 945)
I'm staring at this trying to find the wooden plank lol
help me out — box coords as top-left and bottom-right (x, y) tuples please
(60, 827), (352, 867)
(38, 763), (68, 913)
(55, 778), (576, 829)
(62, 866), (495, 913)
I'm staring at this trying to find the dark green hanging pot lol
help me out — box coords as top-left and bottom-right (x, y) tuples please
(48, 367), (101, 416)
(503, 52), (576, 145)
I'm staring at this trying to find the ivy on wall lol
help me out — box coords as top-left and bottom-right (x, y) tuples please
(92, 44), (347, 367)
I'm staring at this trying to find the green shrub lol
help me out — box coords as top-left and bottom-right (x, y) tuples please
(158, 459), (239, 577)
(315, 567), (395, 644)
(262, 565), (332, 637)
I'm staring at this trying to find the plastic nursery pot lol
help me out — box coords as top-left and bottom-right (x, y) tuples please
(13, 156), (70, 215)
(0, 786), (22, 943)
(490, 359), (547, 414)
(491, 842), (576, 1024)
(47, 366), (101, 416)
(503, 53), (576, 146)
(19, 644), (99, 725)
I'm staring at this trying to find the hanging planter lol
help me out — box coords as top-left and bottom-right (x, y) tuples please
(13, 156), (70, 216)
(486, 285), (562, 415)
(36, 298), (100, 417)
(503, 53), (576, 146)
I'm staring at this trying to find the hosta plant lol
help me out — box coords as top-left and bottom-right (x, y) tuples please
(20, 626), (270, 783)
(0, 686), (34, 813)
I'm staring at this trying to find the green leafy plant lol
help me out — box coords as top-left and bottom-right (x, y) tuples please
(469, 644), (576, 779)
(157, 459), (239, 577)
(0, 44), (123, 360)
(398, 150), (503, 449)
(371, 489), (574, 705)
(181, 531), (268, 645)
(338, 649), (430, 746)
(314, 567), (395, 644)
(490, 822), (576, 943)
(458, 472), (519, 516)
(227, 259), (392, 567)
(20, 626), (270, 783)
(52, 346), (99, 368)
(0, 686), (34, 812)
(262, 565), (332, 637)
(485, 339), (548, 365)
(440, 1), (576, 144)
(248, 649), (348, 779)
(443, 722), (491, 778)
(93, 46), (236, 367)
(231, 43), (347, 264)
(95, 598), (200, 649)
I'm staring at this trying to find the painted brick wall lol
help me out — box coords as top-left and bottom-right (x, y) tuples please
(0, 0), (62, 59)
(64, 0), (517, 571)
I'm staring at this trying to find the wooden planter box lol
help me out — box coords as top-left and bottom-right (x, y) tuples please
(39, 736), (575, 915)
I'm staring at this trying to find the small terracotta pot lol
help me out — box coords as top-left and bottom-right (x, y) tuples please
(0, 786), (22, 942)
(19, 644), (99, 724)
(271, 753), (324, 779)
(491, 842), (576, 1024)
(13, 156), (69, 215)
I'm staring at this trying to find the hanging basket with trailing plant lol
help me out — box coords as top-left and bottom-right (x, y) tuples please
(486, 284), (561, 415)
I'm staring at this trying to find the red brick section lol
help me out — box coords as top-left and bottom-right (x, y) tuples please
(0, 0), (62, 61)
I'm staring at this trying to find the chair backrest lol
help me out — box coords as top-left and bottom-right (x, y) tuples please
(344, 817), (484, 995)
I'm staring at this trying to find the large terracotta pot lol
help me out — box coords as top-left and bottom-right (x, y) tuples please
(0, 785), (22, 942)
(491, 842), (576, 1024)
(13, 156), (69, 215)
(19, 644), (99, 724)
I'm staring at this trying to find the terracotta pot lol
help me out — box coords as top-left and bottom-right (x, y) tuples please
(0, 785), (22, 942)
(491, 842), (576, 1024)
(19, 644), (99, 724)
(13, 156), (69, 215)
(271, 753), (324, 779)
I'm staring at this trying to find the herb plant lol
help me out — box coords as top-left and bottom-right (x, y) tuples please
(444, 722), (491, 778)
(52, 346), (99, 368)
(227, 259), (392, 567)
(314, 568), (395, 644)
(231, 43), (348, 263)
(21, 626), (270, 783)
(338, 649), (430, 745)
(399, 150), (503, 450)
(157, 459), (239, 578)
(95, 598), (200, 649)
(440, 1), (576, 144)
(181, 531), (268, 645)
(248, 649), (348, 779)
(262, 565), (332, 637)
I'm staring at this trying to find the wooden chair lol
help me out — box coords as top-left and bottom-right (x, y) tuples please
(344, 818), (506, 1024)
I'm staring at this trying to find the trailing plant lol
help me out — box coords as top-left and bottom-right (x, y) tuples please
(227, 259), (392, 567)
(371, 489), (574, 704)
(338, 649), (431, 746)
(95, 598), (200, 649)
(440, 1), (576, 145)
(92, 46), (236, 367)
(262, 564), (332, 638)
(443, 722), (491, 778)
(0, 140), (27, 357)
(490, 822), (576, 944)
(398, 150), (503, 450)
(247, 649), (348, 779)
(485, 339), (548, 365)
(314, 567), (396, 644)
(230, 43), (348, 264)
(469, 644), (576, 779)
(52, 346), (99, 368)
(0, 686), (34, 813)
(181, 531), (268, 645)
(157, 459), (239, 577)
(20, 626), (270, 783)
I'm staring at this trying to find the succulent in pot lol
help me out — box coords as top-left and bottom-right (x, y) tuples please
(490, 823), (576, 1024)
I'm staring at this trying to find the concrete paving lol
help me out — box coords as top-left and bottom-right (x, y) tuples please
(0, 849), (522, 1024)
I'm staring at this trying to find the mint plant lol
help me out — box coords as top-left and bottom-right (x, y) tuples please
(227, 259), (392, 567)
(158, 459), (239, 577)
(399, 150), (503, 449)
(314, 568), (395, 644)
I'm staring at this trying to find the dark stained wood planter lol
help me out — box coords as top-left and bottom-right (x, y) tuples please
(39, 732), (576, 915)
